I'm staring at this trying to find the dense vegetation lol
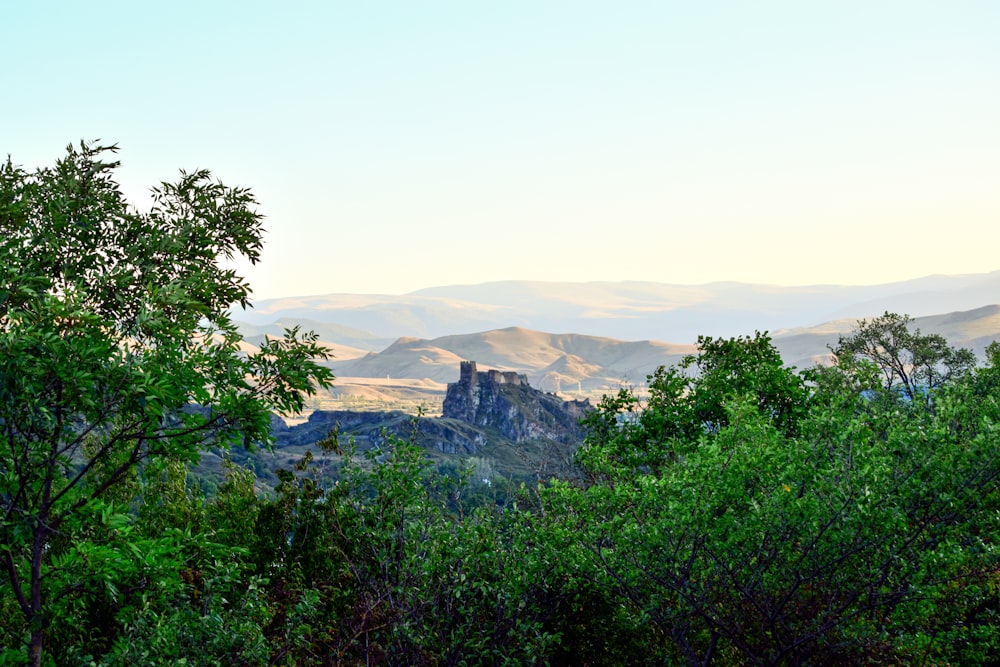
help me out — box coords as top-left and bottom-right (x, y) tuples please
(0, 143), (333, 666)
(3, 145), (999, 665)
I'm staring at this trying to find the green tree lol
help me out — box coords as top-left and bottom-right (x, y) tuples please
(0, 142), (333, 666)
(557, 324), (1000, 664)
(239, 415), (570, 665)
(90, 461), (273, 667)
(577, 331), (807, 478)
(832, 311), (976, 402)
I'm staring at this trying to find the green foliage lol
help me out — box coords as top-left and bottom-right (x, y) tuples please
(556, 326), (1000, 665)
(833, 311), (977, 402)
(577, 331), (807, 479)
(98, 460), (274, 667)
(250, 430), (561, 665)
(94, 547), (271, 667)
(0, 142), (333, 666)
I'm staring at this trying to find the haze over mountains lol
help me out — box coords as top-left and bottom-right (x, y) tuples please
(235, 272), (1000, 394)
(240, 272), (1000, 343)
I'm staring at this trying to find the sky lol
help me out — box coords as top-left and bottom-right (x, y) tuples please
(3, 2), (999, 299)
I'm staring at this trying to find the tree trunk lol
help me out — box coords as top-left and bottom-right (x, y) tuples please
(28, 540), (44, 667)
(28, 628), (43, 667)
(27, 503), (49, 667)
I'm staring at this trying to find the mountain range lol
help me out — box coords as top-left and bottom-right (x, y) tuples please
(238, 271), (1000, 343)
(234, 273), (1000, 397)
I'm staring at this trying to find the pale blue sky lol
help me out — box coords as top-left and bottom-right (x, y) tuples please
(4, 2), (999, 298)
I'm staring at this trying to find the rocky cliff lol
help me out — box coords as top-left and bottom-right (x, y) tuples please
(442, 361), (590, 444)
(274, 361), (591, 456)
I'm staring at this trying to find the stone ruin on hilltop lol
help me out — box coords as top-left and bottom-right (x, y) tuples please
(442, 361), (591, 444)
(275, 361), (592, 456)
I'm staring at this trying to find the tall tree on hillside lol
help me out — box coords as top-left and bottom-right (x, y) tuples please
(833, 311), (976, 401)
(0, 142), (334, 666)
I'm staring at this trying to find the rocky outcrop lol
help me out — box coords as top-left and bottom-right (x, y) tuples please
(275, 409), (487, 455)
(274, 362), (591, 456)
(443, 361), (590, 444)
(276, 410), (404, 447)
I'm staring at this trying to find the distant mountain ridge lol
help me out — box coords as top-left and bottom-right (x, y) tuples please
(308, 305), (999, 395)
(330, 327), (695, 391)
(238, 272), (1000, 343)
(233, 273), (1000, 394)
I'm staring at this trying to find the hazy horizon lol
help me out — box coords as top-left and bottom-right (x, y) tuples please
(247, 269), (1000, 301)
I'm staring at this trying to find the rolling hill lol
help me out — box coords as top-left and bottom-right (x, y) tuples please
(329, 327), (695, 391)
(312, 306), (1000, 401)
(234, 273), (1000, 405)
